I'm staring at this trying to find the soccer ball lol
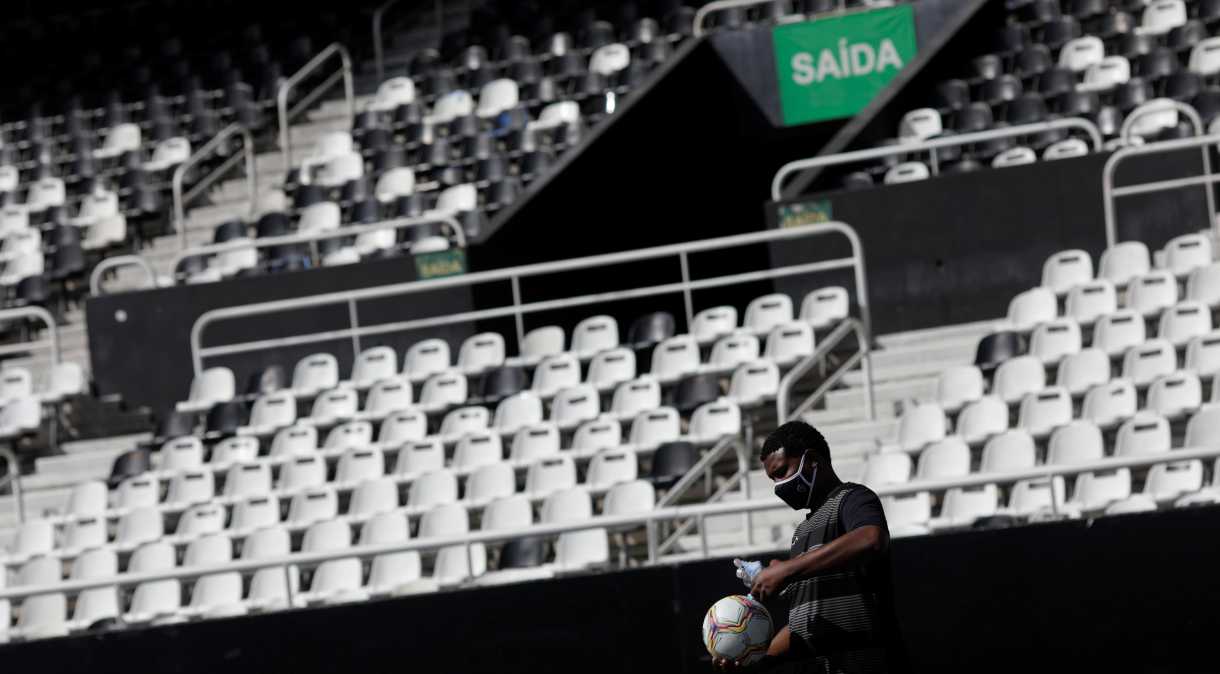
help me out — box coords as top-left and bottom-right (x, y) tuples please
(701, 595), (773, 665)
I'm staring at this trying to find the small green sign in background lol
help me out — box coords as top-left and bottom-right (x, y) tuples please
(415, 248), (468, 279)
(774, 5), (917, 126)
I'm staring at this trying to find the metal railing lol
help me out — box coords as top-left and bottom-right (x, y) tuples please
(278, 43), (356, 174)
(693, 0), (868, 37)
(0, 306), (60, 366)
(169, 213), (466, 274)
(654, 436), (753, 557)
(0, 446), (22, 523)
(89, 255), (157, 296)
(1120, 99), (1204, 146)
(2, 444), (1216, 607)
(373, 0), (445, 83)
(173, 124), (257, 249)
(1101, 133), (1220, 249)
(771, 118), (1104, 201)
(190, 222), (872, 378)
(776, 317), (873, 424)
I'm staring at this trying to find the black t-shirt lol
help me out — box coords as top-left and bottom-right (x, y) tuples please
(829, 484), (906, 673)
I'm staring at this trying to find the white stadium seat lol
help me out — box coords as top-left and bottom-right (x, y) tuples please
(1146, 371), (1202, 419)
(956, 396), (1009, 445)
(1042, 250), (1093, 295)
(980, 430), (1036, 473)
(1185, 331), (1220, 376)
(1114, 412), (1171, 457)
(936, 365), (984, 413)
(1047, 420), (1104, 465)
(1029, 319), (1081, 364)
(915, 437), (971, 480)
(1121, 339), (1176, 386)
(1056, 348), (1112, 396)
(1099, 242), (1150, 287)
(895, 402), (947, 452)
(1017, 387), (1072, 438)
(993, 355), (1046, 404)
(1082, 379), (1137, 428)
(799, 287), (849, 329)
(1065, 280), (1117, 324)
(1162, 233), (1212, 278)
(1007, 287), (1056, 330)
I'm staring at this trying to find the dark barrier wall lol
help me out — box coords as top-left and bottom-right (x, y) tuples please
(4, 506), (1219, 673)
(86, 259), (475, 413)
(768, 148), (1212, 337)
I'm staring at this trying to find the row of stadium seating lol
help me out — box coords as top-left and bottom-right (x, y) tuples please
(838, 0), (1220, 187)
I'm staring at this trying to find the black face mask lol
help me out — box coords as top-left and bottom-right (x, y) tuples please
(774, 452), (817, 510)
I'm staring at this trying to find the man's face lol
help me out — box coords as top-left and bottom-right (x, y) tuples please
(762, 447), (812, 484)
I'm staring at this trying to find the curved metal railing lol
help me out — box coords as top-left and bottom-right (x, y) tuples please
(776, 317), (873, 424)
(277, 43), (356, 174)
(173, 124), (257, 249)
(1102, 132), (1220, 249)
(189, 221), (872, 378)
(169, 213), (467, 273)
(88, 255), (157, 296)
(771, 118), (1105, 201)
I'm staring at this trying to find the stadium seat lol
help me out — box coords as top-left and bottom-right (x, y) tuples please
(551, 385), (601, 428)
(980, 429), (1037, 473)
(224, 461), (274, 503)
(1146, 371), (1202, 418)
(420, 371), (469, 412)
(1082, 378), (1138, 428)
(458, 333), (507, 374)
(1007, 287), (1057, 331)
(935, 485), (999, 528)
(177, 367), (236, 413)
(1042, 250), (1093, 295)
(895, 402), (947, 452)
(299, 520), (367, 605)
(1007, 477), (1067, 517)
(1137, 0), (1187, 36)
(1071, 469), (1133, 512)
(1017, 387), (1072, 438)
(494, 391), (544, 433)
(651, 335), (701, 381)
(1162, 233), (1213, 277)
(884, 162), (930, 184)
(270, 424), (317, 457)
(1066, 280), (1117, 324)
(1185, 331), (1220, 376)
(395, 440), (445, 477)
(936, 365), (984, 413)
(899, 108), (943, 141)
(231, 495), (282, 535)
(1186, 263), (1220, 307)
(240, 391), (298, 436)
(439, 406), (491, 439)
(956, 396), (1009, 445)
(405, 339), (452, 380)
(572, 315), (620, 357)
(287, 487), (340, 526)
(994, 355), (1047, 403)
(454, 433), (504, 471)
(1126, 271), (1178, 317)
(125, 541), (182, 624)
(509, 423), (561, 462)
(517, 327), (566, 366)
(377, 410), (428, 447)
(691, 307), (738, 342)
(1056, 348), (1112, 396)
(587, 348), (637, 389)
(1159, 302), (1212, 346)
(1093, 310), (1147, 357)
(573, 417), (623, 453)
(764, 322), (815, 366)
(407, 471), (460, 511)
(165, 470), (216, 508)
(532, 354), (582, 397)
(708, 333), (760, 370)
(543, 488), (608, 571)
(1095, 245), (1149, 291)
(67, 548), (120, 630)
(63, 480), (108, 519)
(586, 448), (639, 488)
(1030, 319), (1081, 364)
(1122, 339), (1176, 386)
(243, 526), (298, 612)
(1115, 412), (1172, 457)
(277, 455), (327, 493)
(160, 436), (205, 473)
(116, 476), (159, 513)
(1047, 420), (1105, 465)
(1144, 461), (1204, 502)
(882, 493), (932, 537)
(862, 452), (912, 487)
(467, 462), (517, 505)
(915, 437), (971, 480)
(799, 287), (849, 329)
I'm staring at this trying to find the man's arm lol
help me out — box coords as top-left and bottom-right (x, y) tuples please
(749, 525), (885, 600)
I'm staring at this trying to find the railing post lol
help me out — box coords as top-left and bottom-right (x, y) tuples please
(174, 124), (256, 250)
(278, 44), (356, 175)
(678, 251), (694, 328)
(348, 298), (362, 360)
(0, 446), (24, 522)
(510, 275), (525, 345)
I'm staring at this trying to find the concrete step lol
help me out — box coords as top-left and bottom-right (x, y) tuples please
(819, 418), (898, 446)
(826, 376), (939, 415)
(876, 319), (1003, 350)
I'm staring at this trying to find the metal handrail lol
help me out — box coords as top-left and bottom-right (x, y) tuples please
(277, 43), (356, 174)
(0, 446), (23, 523)
(89, 255), (157, 296)
(3, 443), (1217, 604)
(0, 306), (59, 364)
(173, 124), (257, 250)
(191, 221), (871, 377)
(1101, 133), (1220, 249)
(771, 118), (1104, 201)
(655, 436), (752, 556)
(694, 0), (867, 36)
(776, 317), (873, 424)
(169, 213), (467, 275)
(1120, 100), (1204, 145)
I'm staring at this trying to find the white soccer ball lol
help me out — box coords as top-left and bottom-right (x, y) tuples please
(701, 595), (773, 665)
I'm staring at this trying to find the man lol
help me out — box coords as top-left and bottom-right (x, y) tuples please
(715, 421), (905, 673)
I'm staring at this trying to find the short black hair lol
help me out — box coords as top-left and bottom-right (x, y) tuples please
(760, 421), (831, 465)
